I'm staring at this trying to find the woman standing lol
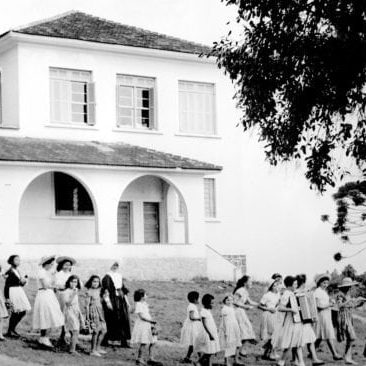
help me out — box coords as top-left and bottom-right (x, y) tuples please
(314, 274), (342, 361)
(32, 255), (64, 348)
(4, 255), (31, 338)
(54, 256), (76, 343)
(233, 275), (258, 358)
(102, 262), (131, 347)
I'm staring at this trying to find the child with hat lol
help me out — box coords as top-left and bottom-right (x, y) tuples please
(336, 277), (366, 364)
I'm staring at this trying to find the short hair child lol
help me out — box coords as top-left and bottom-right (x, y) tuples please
(65, 275), (81, 290)
(187, 291), (199, 303)
(202, 294), (214, 309)
(84, 275), (101, 289)
(134, 289), (146, 302)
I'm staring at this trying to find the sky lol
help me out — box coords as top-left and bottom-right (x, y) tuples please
(0, 0), (364, 280)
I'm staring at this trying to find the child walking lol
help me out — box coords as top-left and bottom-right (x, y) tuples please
(32, 255), (64, 348)
(313, 274), (342, 361)
(61, 275), (84, 354)
(131, 289), (158, 365)
(258, 280), (280, 361)
(0, 265), (9, 340)
(233, 275), (258, 358)
(274, 275), (305, 366)
(218, 294), (241, 366)
(336, 277), (366, 364)
(4, 255), (31, 338)
(84, 275), (107, 357)
(195, 294), (220, 366)
(180, 291), (202, 363)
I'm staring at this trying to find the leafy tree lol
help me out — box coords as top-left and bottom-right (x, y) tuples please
(210, 0), (366, 192)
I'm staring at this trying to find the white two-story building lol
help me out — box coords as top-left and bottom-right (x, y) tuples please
(0, 11), (246, 280)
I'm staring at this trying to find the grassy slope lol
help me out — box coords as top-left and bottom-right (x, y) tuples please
(0, 279), (365, 366)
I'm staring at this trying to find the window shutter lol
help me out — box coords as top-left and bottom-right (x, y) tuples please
(149, 87), (155, 128)
(87, 82), (96, 125)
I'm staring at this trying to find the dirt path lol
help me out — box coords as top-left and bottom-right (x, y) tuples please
(0, 354), (40, 366)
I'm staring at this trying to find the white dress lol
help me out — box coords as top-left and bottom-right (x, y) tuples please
(180, 303), (202, 346)
(131, 301), (153, 345)
(195, 308), (220, 355)
(32, 268), (64, 330)
(234, 287), (256, 340)
(274, 290), (303, 349)
(54, 271), (70, 308)
(259, 291), (280, 341)
(7, 269), (31, 313)
(219, 305), (241, 357)
(314, 287), (335, 340)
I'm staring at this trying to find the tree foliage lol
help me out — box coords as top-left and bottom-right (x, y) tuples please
(211, 0), (366, 192)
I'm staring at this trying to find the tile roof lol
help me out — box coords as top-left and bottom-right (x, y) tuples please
(0, 136), (221, 171)
(12, 11), (211, 55)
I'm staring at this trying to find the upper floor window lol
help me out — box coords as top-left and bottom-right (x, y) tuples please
(50, 68), (95, 125)
(116, 75), (155, 130)
(204, 178), (217, 218)
(179, 81), (216, 135)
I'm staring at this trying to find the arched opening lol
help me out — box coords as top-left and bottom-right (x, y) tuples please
(19, 171), (98, 244)
(117, 175), (189, 244)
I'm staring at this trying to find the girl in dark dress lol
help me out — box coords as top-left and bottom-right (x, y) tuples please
(4, 255), (31, 338)
(101, 262), (131, 347)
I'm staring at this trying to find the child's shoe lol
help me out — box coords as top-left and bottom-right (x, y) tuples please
(90, 350), (102, 357)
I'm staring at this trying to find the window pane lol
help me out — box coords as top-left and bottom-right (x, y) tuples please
(54, 172), (94, 215)
(204, 178), (216, 218)
(72, 113), (87, 123)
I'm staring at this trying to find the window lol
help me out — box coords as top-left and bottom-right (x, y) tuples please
(204, 178), (216, 218)
(116, 75), (155, 129)
(176, 193), (185, 218)
(179, 81), (216, 135)
(54, 173), (94, 216)
(117, 201), (132, 243)
(50, 68), (95, 125)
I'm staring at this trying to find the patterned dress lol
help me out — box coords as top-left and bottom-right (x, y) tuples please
(336, 292), (356, 342)
(61, 289), (83, 332)
(85, 289), (106, 333)
(233, 287), (256, 340)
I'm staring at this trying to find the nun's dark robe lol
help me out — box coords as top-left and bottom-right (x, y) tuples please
(101, 274), (131, 345)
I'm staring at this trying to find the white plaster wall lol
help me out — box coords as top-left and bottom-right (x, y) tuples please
(0, 40), (244, 273)
(19, 172), (96, 243)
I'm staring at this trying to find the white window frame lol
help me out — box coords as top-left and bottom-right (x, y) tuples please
(49, 67), (96, 126)
(204, 178), (217, 218)
(116, 74), (156, 130)
(179, 80), (216, 136)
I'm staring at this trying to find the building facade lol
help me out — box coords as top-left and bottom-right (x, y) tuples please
(0, 12), (245, 280)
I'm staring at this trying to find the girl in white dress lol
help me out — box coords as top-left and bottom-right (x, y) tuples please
(233, 275), (258, 358)
(131, 289), (158, 365)
(54, 256), (76, 344)
(295, 274), (324, 365)
(218, 294), (241, 366)
(275, 275), (305, 366)
(258, 280), (280, 360)
(180, 291), (202, 363)
(313, 274), (342, 360)
(61, 275), (84, 354)
(195, 293), (220, 366)
(4, 255), (31, 338)
(32, 255), (64, 348)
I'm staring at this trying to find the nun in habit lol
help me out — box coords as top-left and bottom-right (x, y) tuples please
(101, 262), (131, 347)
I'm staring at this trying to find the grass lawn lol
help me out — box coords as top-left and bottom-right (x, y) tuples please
(0, 278), (365, 365)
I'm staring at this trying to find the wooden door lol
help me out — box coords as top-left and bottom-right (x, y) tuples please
(117, 201), (131, 243)
(143, 202), (160, 243)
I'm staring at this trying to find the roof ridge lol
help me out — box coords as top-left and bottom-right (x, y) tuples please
(12, 10), (80, 32)
(13, 10), (211, 50)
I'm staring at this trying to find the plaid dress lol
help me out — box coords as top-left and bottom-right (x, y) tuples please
(85, 289), (106, 333)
